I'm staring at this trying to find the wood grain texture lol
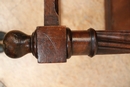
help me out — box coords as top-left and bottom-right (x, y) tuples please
(36, 26), (67, 63)
(105, 0), (130, 30)
(0, 0), (130, 87)
(44, 0), (59, 26)
(4, 28), (130, 62)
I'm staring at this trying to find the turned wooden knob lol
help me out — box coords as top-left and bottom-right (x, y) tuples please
(3, 30), (31, 58)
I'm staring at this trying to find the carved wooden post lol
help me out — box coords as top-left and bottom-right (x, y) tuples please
(3, 26), (130, 63)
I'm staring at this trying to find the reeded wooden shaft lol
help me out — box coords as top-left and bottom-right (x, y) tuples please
(97, 31), (130, 54)
(3, 26), (130, 63)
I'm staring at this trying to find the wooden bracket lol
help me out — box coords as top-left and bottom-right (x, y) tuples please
(44, 0), (59, 26)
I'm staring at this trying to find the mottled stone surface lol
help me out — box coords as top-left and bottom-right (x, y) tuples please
(0, 0), (130, 87)
(0, 81), (6, 87)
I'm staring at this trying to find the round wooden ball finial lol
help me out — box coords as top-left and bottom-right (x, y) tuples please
(3, 30), (31, 58)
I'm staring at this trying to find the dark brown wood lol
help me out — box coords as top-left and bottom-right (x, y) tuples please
(3, 26), (67, 63)
(4, 30), (31, 58)
(44, 0), (59, 26)
(97, 30), (130, 54)
(36, 26), (67, 63)
(4, 27), (130, 63)
(105, 0), (130, 30)
(3, 0), (130, 64)
(70, 29), (97, 57)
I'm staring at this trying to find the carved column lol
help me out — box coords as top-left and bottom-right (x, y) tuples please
(3, 26), (130, 63)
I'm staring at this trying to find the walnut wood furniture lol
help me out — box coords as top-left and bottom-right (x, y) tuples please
(2, 0), (130, 63)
